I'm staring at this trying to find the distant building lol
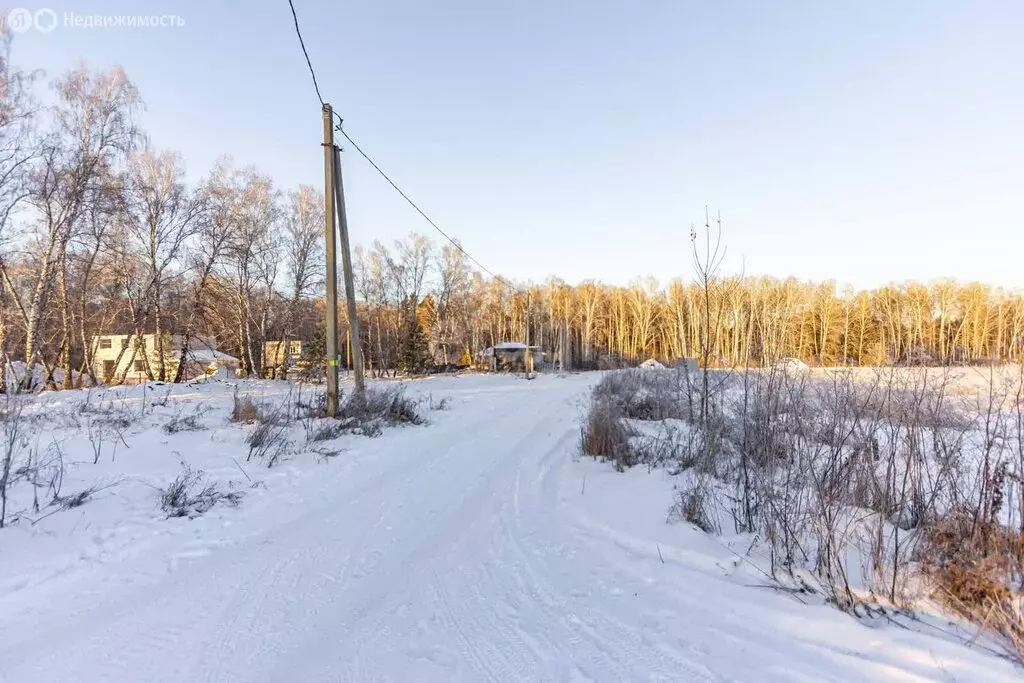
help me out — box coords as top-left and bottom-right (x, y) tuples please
(772, 357), (809, 373)
(264, 339), (305, 368)
(92, 333), (240, 383)
(477, 342), (547, 372)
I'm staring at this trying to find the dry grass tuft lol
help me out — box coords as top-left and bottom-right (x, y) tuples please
(230, 391), (264, 424)
(920, 512), (1024, 662)
(579, 396), (637, 471)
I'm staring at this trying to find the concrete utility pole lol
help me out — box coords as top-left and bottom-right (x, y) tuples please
(332, 142), (366, 396)
(322, 104), (340, 417)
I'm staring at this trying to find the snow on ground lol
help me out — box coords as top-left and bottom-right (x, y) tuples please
(0, 372), (1018, 681)
(802, 364), (1024, 399)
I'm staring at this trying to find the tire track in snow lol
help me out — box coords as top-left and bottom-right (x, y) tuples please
(304, 390), (575, 680)
(499, 432), (641, 681)
(502, 426), (720, 682)
(0, 384), (520, 681)
(191, 398), (514, 681)
(2, 376), (616, 682)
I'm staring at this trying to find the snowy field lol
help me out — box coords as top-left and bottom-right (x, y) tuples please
(0, 372), (1019, 681)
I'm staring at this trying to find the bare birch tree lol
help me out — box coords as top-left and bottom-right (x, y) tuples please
(17, 66), (139, 388)
(120, 147), (202, 380)
(225, 167), (279, 376)
(0, 34), (38, 388)
(274, 185), (323, 371)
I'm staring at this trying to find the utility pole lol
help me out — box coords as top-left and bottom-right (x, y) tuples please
(525, 290), (534, 378)
(322, 103), (340, 417)
(332, 141), (366, 396)
(559, 320), (566, 373)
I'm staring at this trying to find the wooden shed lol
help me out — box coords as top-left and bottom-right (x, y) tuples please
(477, 342), (546, 372)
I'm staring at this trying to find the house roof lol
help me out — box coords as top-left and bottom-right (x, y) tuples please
(187, 337), (240, 365)
(187, 348), (240, 365)
(478, 342), (544, 357)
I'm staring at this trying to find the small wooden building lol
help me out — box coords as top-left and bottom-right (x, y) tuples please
(477, 342), (546, 372)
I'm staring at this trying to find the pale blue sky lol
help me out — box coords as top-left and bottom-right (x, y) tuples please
(9, 0), (1024, 289)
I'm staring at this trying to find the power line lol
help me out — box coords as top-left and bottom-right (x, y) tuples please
(284, 0), (515, 293)
(286, 0), (324, 106)
(334, 119), (517, 292)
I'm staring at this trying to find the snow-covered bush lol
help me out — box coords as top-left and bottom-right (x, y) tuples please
(247, 420), (289, 467)
(163, 412), (205, 434)
(591, 368), (691, 422)
(582, 367), (724, 472)
(580, 393), (635, 471)
(305, 421), (347, 443)
(582, 365), (1024, 661)
(298, 387), (426, 443)
(334, 387), (424, 437)
(160, 464), (243, 518)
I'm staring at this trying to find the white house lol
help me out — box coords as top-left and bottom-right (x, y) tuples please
(92, 333), (240, 383)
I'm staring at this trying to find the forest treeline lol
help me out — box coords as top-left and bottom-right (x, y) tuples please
(1, 53), (1021, 388)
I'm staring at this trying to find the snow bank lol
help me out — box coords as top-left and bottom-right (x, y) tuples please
(563, 456), (1019, 681)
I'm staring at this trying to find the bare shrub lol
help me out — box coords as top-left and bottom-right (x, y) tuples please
(736, 369), (801, 470)
(307, 421), (347, 443)
(150, 388), (172, 409)
(83, 413), (130, 464)
(635, 423), (689, 472)
(53, 485), (100, 510)
(583, 369), (710, 472)
(592, 369), (688, 422)
(427, 394), (451, 411)
(920, 511), (1024, 661)
(668, 484), (717, 533)
(230, 389), (264, 424)
(247, 421), (288, 466)
(55, 407), (82, 429)
(579, 395), (636, 471)
(298, 388), (425, 442)
(332, 388), (425, 437)
(357, 388), (424, 426)
(160, 463), (244, 518)
(583, 362), (1024, 644)
(294, 390), (327, 420)
(36, 440), (66, 507)
(163, 412), (205, 434)
(0, 401), (26, 528)
(79, 394), (136, 429)
(583, 367), (737, 474)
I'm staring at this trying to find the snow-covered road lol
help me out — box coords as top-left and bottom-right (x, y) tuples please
(0, 374), (1016, 681)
